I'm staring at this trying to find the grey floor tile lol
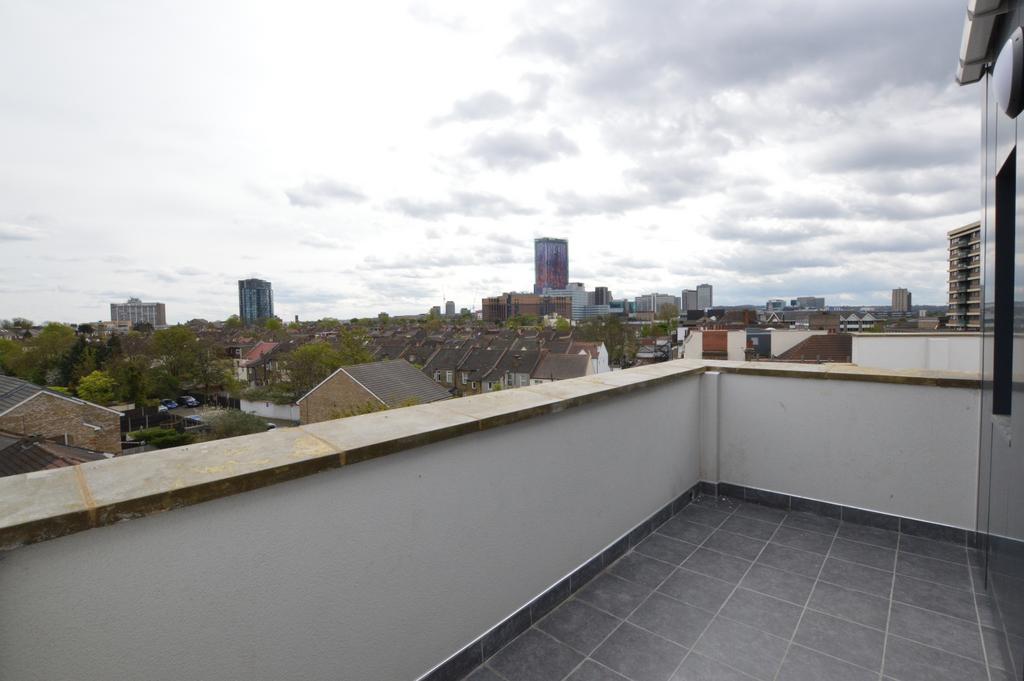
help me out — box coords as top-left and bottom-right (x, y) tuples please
(896, 552), (972, 591)
(988, 667), (1019, 681)
(970, 565), (988, 594)
(683, 548), (752, 584)
(658, 568), (737, 612)
(776, 644), (877, 681)
(677, 505), (732, 529)
(720, 515), (778, 541)
(537, 599), (621, 655)
(793, 609), (884, 671)
(488, 628), (584, 681)
(782, 512), (840, 536)
(466, 666), (505, 681)
(592, 622), (687, 681)
(734, 503), (787, 524)
(739, 563), (815, 605)
(703, 530), (767, 561)
(887, 602), (984, 661)
(660, 516), (717, 545)
(975, 593), (1003, 629)
(693, 616), (789, 681)
(983, 626), (1015, 672)
(755, 543), (824, 579)
(882, 634), (988, 681)
(719, 587), (803, 638)
(576, 573), (652, 619)
(565, 659), (632, 681)
(1009, 633), (1024, 675)
(609, 552), (677, 589)
(772, 526), (834, 555)
(637, 534), (700, 566)
(672, 652), (758, 680)
(693, 496), (740, 513)
(900, 535), (967, 564)
(829, 538), (896, 571)
(836, 522), (899, 549)
(819, 557), (893, 598)
(892, 574), (976, 621)
(629, 591), (716, 647)
(807, 581), (889, 629)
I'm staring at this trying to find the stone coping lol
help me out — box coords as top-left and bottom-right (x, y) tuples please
(0, 360), (980, 552)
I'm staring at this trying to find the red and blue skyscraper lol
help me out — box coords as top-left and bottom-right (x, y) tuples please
(534, 237), (568, 294)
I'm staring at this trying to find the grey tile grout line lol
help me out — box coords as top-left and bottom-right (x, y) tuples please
(537, 494), (721, 681)
(965, 542), (994, 681)
(770, 516), (840, 681)
(557, 499), (741, 681)
(668, 499), (793, 681)
(878, 531), (901, 681)
(472, 496), (984, 681)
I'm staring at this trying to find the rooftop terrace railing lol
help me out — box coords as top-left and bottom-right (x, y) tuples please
(0, 360), (982, 681)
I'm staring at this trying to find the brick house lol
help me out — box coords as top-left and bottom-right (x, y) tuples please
(0, 375), (122, 454)
(297, 359), (452, 425)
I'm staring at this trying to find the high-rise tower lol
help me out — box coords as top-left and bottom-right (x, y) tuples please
(534, 238), (568, 294)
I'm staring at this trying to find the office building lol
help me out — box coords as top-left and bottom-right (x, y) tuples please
(445, 301), (455, 317)
(238, 279), (274, 325)
(533, 238), (568, 294)
(793, 296), (825, 310)
(696, 283), (713, 309)
(891, 288), (912, 314)
(681, 289), (699, 312)
(110, 298), (166, 328)
(765, 299), (785, 312)
(481, 293), (572, 322)
(593, 287), (611, 306)
(946, 221), (981, 330)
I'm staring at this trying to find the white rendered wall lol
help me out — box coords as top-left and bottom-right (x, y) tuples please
(714, 373), (979, 528)
(851, 334), (983, 373)
(239, 398), (300, 421)
(0, 377), (702, 681)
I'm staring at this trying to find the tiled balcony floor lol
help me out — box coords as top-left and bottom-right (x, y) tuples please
(463, 495), (1019, 681)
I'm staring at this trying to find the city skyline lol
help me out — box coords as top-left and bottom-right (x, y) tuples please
(0, 2), (974, 324)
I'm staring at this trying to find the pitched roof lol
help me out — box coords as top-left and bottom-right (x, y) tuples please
(0, 374), (120, 416)
(0, 430), (110, 477)
(241, 341), (279, 365)
(482, 349), (543, 382)
(531, 353), (590, 380)
(298, 359), (451, 408)
(776, 334), (853, 362)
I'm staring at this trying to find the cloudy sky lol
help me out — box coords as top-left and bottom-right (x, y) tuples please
(0, 1), (976, 323)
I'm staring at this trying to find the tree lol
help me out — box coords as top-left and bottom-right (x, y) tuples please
(76, 323), (95, 336)
(0, 338), (21, 375)
(151, 326), (201, 391)
(131, 427), (194, 449)
(206, 410), (269, 439)
(555, 317), (571, 332)
(134, 322), (154, 333)
(657, 303), (680, 335)
(335, 326), (374, 366)
(282, 342), (344, 399)
(17, 323), (76, 384)
(263, 317), (284, 332)
(76, 370), (118, 405)
(224, 314), (243, 331)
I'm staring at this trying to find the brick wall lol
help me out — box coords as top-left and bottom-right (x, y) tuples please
(299, 371), (380, 424)
(0, 393), (121, 453)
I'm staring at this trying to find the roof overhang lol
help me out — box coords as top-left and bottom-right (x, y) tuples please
(957, 0), (1010, 85)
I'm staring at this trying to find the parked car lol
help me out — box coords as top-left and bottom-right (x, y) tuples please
(160, 399), (178, 409)
(179, 396), (199, 408)
(265, 423), (277, 430)
(184, 415), (203, 426)
(157, 404), (168, 413)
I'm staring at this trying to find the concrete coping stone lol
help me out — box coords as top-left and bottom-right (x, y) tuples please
(0, 360), (979, 551)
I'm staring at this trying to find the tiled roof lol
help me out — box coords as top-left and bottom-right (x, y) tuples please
(531, 353), (590, 380)
(776, 334), (852, 362)
(0, 430), (110, 477)
(482, 349), (542, 382)
(311, 359), (452, 408)
(241, 341), (279, 364)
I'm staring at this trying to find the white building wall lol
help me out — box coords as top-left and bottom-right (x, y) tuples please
(239, 399), (300, 422)
(0, 376), (703, 681)
(851, 334), (984, 373)
(714, 372), (979, 529)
